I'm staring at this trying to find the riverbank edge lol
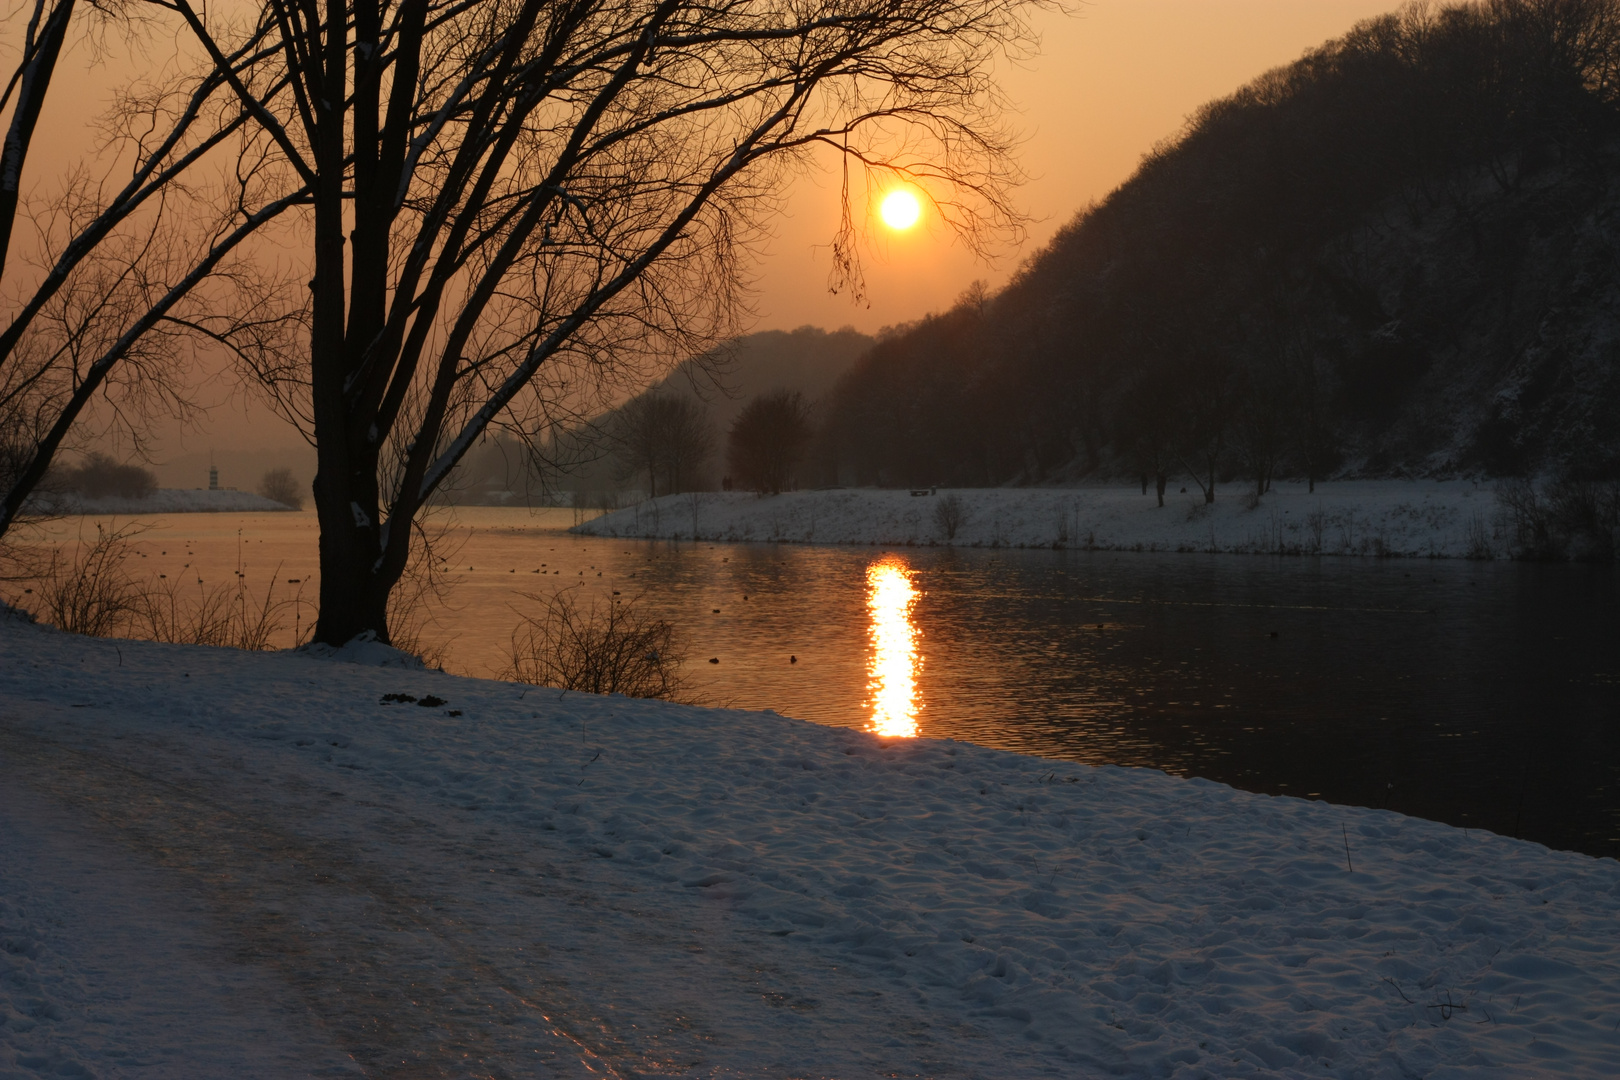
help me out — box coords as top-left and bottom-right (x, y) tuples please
(572, 480), (1506, 559)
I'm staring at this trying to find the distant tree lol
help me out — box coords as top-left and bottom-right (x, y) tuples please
(1122, 375), (1176, 507)
(258, 468), (304, 509)
(60, 453), (157, 500)
(1175, 351), (1234, 505)
(728, 390), (812, 494)
(1233, 356), (1292, 500)
(615, 395), (715, 497)
(932, 493), (967, 539)
(1288, 332), (1338, 494)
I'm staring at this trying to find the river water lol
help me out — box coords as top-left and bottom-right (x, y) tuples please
(15, 507), (1620, 858)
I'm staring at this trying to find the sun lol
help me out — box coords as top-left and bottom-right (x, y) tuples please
(879, 188), (921, 231)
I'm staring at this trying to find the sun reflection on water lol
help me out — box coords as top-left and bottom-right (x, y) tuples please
(865, 557), (921, 737)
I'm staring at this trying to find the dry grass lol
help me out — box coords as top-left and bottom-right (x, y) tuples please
(28, 522), (150, 636)
(6, 521), (311, 650)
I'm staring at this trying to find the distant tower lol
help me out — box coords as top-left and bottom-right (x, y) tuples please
(208, 457), (219, 491)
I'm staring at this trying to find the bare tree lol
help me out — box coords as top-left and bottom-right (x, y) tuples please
(932, 492), (966, 539)
(1176, 352), (1234, 506)
(1233, 357), (1290, 501)
(728, 389), (812, 494)
(258, 466), (303, 508)
(1122, 374), (1175, 507)
(164, 0), (1036, 644)
(614, 394), (714, 497)
(0, 4), (312, 540)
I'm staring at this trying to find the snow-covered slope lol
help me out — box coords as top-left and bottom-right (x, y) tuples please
(575, 481), (1503, 558)
(3, 614), (1618, 1077)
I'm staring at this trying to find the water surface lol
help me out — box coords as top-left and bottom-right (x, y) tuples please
(17, 507), (1620, 858)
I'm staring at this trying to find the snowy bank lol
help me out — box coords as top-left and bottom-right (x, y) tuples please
(28, 488), (293, 516)
(575, 481), (1506, 558)
(3, 615), (1619, 1077)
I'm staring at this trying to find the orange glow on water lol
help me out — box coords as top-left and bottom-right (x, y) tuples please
(865, 557), (920, 737)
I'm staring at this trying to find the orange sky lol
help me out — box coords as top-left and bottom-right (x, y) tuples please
(14, 0), (1401, 469)
(756, 0), (1398, 334)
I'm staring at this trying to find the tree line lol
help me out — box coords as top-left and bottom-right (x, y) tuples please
(609, 388), (813, 496)
(819, 0), (1620, 497)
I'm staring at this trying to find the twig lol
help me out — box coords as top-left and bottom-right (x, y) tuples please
(577, 749), (601, 787)
(1426, 991), (1466, 1020)
(1342, 824), (1354, 873)
(1382, 977), (1414, 1004)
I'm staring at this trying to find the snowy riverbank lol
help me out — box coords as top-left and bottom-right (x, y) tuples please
(4, 614), (1619, 1077)
(29, 488), (292, 515)
(575, 481), (1505, 558)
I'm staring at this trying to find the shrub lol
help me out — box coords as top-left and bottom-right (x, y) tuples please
(30, 522), (148, 636)
(504, 588), (687, 699)
(933, 493), (967, 540)
(1496, 477), (1619, 561)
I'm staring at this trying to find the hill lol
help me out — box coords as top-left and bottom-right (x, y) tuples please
(445, 326), (875, 502)
(818, 0), (1620, 490)
(652, 325), (875, 433)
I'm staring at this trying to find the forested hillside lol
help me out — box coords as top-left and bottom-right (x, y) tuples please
(819, 0), (1620, 492)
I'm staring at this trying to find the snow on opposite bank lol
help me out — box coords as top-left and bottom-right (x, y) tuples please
(3, 617), (1619, 1078)
(27, 488), (293, 516)
(576, 481), (1505, 558)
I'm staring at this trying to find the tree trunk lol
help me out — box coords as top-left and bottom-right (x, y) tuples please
(309, 7), (389, 647)
(1156, 473), (1166, 508)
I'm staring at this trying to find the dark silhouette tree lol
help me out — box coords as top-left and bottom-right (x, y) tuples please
(60, 452), (157, 499)
(728, 390), (812, 494)
(258, 467), (304, 509)
(614, 394), (714, 497)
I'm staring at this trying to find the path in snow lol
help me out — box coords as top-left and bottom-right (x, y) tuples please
(0, 781), (357, 1078)
(4, 615), (1620, 1078)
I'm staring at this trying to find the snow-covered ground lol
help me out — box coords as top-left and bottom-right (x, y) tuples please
(28, 489), (292, 515)
(575, 481), (1506, 558)
(4, 612), (1619, 1078)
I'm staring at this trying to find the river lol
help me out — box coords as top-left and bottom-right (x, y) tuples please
(12, 506), (1619, 858)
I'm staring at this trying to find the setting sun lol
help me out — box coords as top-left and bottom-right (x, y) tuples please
(879, 189), (922, 231)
